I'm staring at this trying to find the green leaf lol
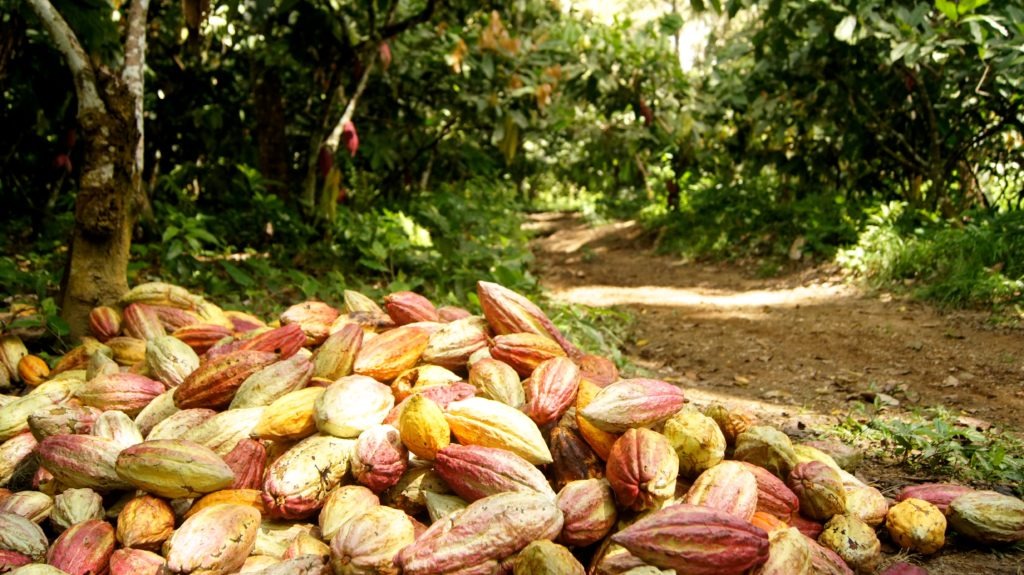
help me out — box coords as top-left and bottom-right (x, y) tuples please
(961, 14), (1009, 37)
(369, 241), (388, 261)
(162, 226), (180, 243)
(166, 241), (183, 262)
(221, 261), (255, 288)
(8, 317), (45, 330)
(48, 316), (70, 337)
(189, 228), (221, 246)
(935, 0), (961, 21)
(890, 41), (914, 63)
(659, 13), (685, 36)
(492, 264), (523, 287)
(481, 54), (495, 79)
(358, 257), (389, 272)
(834, 15), (858, 44)
(935, 0), (990, 21)
(690, 0), (706, 13)
(509, 110), (528, 128)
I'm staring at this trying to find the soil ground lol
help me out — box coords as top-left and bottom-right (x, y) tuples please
(528, 211), (1024, 575)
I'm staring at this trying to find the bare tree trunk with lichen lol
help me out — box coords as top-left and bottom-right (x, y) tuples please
(26, 0), (150, 340)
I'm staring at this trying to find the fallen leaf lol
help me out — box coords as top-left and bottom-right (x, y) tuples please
(956, 416), (992, 431)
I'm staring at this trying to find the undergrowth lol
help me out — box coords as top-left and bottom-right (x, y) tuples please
(643, 175), (860, 264)
(1, 175), (632, 360)
(829, 404), (1024, 496)
(838, 202), (1024, 312)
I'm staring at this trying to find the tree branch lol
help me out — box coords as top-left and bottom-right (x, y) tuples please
(371, 0), (439, 42)
(325, 55), (376, 151)
(843, 90), (925, 172)
(24, 0), (104, 116)
(122, 0), (152, 181)
(905, 67), (941, 177)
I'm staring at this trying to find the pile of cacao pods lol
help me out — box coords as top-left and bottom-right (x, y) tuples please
(0, 280), (1022, 575)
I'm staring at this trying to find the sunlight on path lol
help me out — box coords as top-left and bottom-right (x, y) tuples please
(548, 283), (854, 309)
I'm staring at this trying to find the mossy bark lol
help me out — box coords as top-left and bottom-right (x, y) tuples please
(60, 76), (139, 340)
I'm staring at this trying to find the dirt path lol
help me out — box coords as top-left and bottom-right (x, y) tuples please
(528, 212), (1024, 574)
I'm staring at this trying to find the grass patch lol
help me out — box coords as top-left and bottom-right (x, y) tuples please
(829, 404), (1024, 495)
(548, 301), (634, 369)
(647, 175), (860, 263)
(838, 202), (1024, 312)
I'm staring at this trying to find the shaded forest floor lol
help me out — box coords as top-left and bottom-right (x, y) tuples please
(528, 211), (1024, 574)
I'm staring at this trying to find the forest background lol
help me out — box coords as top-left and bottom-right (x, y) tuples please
(0, 0), (1022, 345)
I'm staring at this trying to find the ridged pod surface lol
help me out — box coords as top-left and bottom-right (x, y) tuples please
(885, 498), (946, 555)
(555, 478), (617, 547)
(318, 485), (380, 543)
(468, 358), (524, 409)
(750, 527), (813, 575)
(109, 548), (166, 575)
(947, 490), (1024, 545)
(434, 444), (555, 502)
(164, 504), (261, 575)
(115, 495), (174, 550)
(444, 397), (552, 465)
(663, 408), (726, 480)
(262, 435), (354, 520)
(0, 512), (48, 561)
(422, 317), (489, 371)
(549, 425), (604, 491)
(174, 350), (278, 410)
(895, 483), (974, 515)
(329, 505), (416, 575)
(606, 428), (679, 512)
(350, 425), (408, 494)
(352, 326), (429, 382)
(397, 491), (564, 575)
(398, 395), (451, 461)
(684, 461), (759, 521)
(46, 519), (115, 575)
(513, 540), (585, 575)
(36, 434), (131, 491)
(316, 375), (394, 439)
(524, 357), (581, 427)
(230, 353), (314, 409)
(477, 281), (581, 359)
(611, 503), (770, 575)
(114, 439), (234, 499)
(145, 335), (200, 388)
(75, 373), (165, 417)
(489, 333), (567, 377)
(817, 514), (881, 574)
(579, 379), (685, 433)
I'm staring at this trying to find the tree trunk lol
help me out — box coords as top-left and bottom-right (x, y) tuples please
(301, 55), (377, 216)
(61, 80), (138, 339)
(252, 59), (290, 196)
(27, 0), (148, 340)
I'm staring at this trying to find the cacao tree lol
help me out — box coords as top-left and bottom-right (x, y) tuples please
(691, 0), (1024, 213)
(23, 0), (151, 339)
(298, 0), (442, 221)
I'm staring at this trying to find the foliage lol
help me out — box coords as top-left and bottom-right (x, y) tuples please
(649, 173), (861, 260)
(549, 302), (634, 369)
(695, 0), (1024, 214)
(3, 0), (1024, 331)
(832, 405), (1024, 495)
(126, 176), (536, 314)
(838, 203), (1024, 309)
